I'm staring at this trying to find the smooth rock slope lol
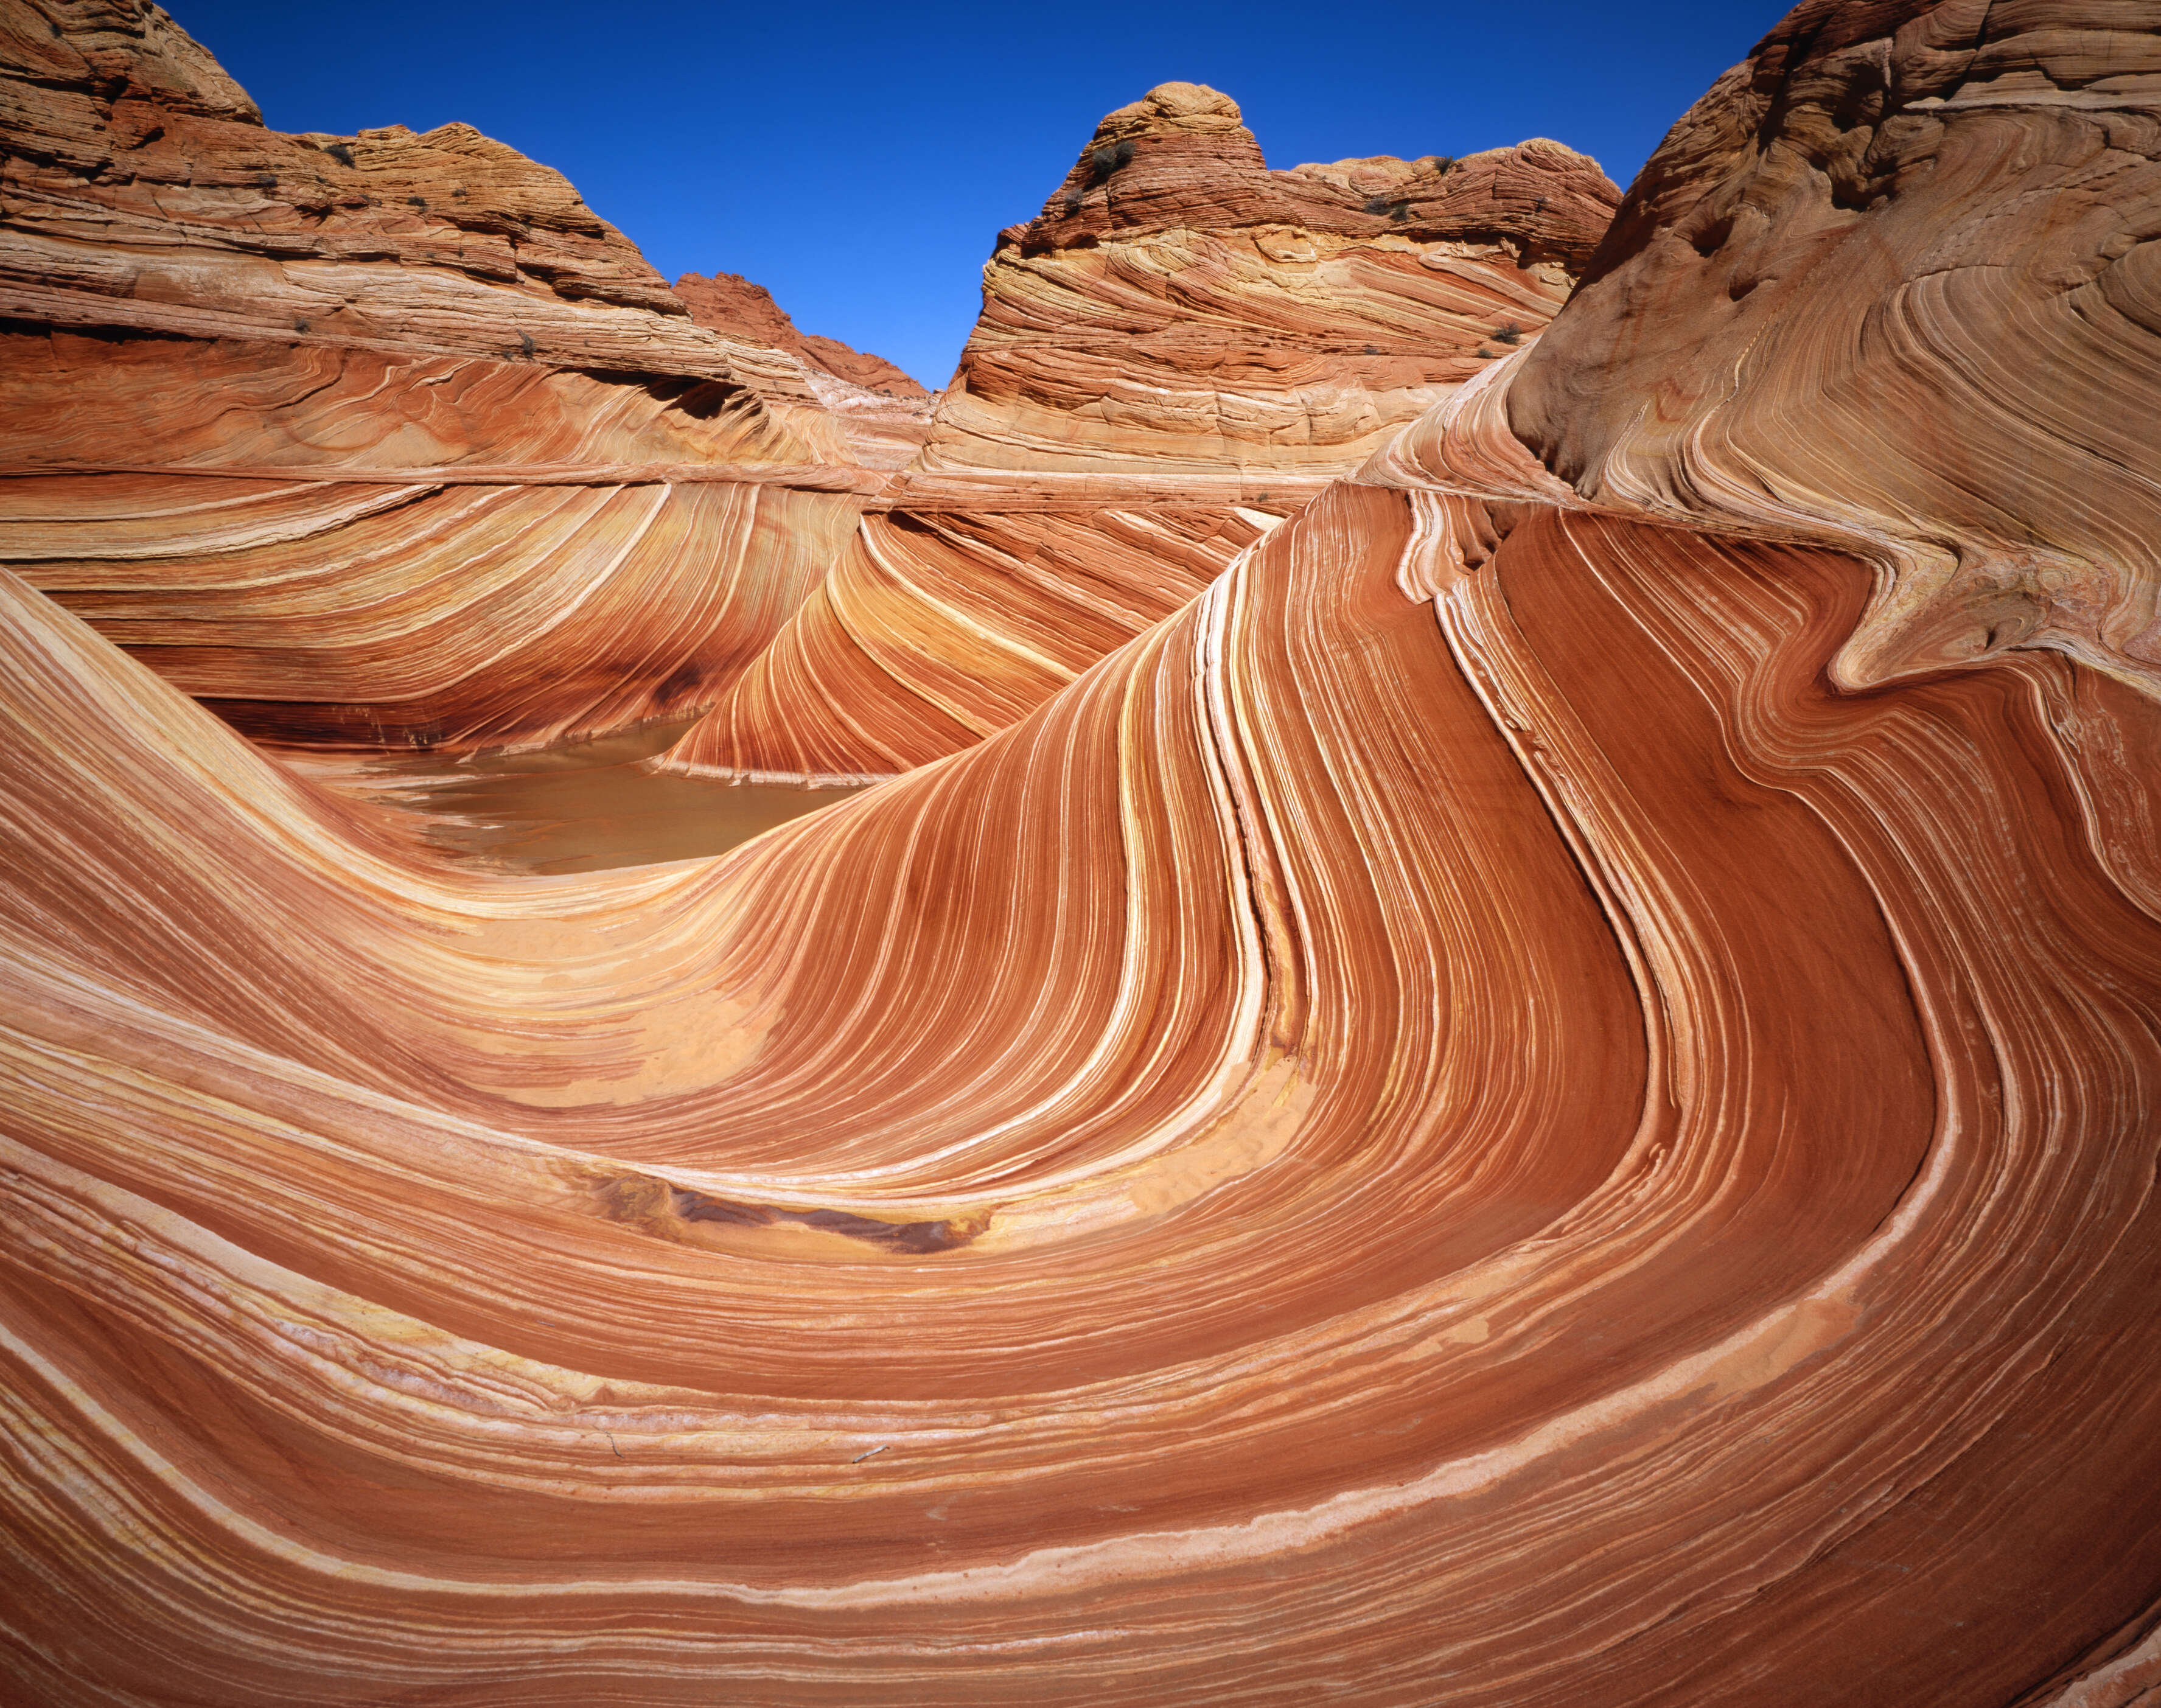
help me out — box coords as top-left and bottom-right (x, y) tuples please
(2, 2), (2160, 1704)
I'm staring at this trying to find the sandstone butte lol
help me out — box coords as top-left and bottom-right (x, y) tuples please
(2, 0), (2160, 1702)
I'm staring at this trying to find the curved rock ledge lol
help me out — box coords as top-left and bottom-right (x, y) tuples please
(2, 2), (2160, 1704)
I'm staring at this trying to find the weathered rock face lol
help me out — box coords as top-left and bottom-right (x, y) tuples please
(2, 7), (705, 355)
(654, 83), (1620, 781)
(1014, 80), (1615, 268)
(669, 270), (938, 473)
(673, 270), (930, 399)
(0, 0), (904, 751)
(7, 5), (2161, 1703)
(1505, 0), (2161, 698)
(926, 82), (1617, 483)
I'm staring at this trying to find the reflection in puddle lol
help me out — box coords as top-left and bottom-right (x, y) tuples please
(278, 721), (875, 875)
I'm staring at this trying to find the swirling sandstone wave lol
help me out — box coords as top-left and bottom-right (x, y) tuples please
(4, 1), (2161, 1704)
(1505, 0), (2161, 698)
(7, 443), (2160, 1703)
(655, 84), (1618, 780)
(0, 0), (896, 751)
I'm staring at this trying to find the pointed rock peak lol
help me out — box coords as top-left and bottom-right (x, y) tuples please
(1092, 82), (1246, 143)
(1007, 84), (1620, 273)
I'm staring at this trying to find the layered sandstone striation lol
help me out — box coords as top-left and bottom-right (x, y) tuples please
(654, 83), (1619, 780)
(1504, 0), (2161, 696)
(658, 503), (1284, 781)
(0, 0), (895, 750)
(6, 2), (2161, 1704)
(1014, 80), (1611, 266)
(924, 80), (1617, 484)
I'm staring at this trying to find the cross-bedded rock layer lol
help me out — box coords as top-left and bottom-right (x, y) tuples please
(0, 18), (1616, 770)
(0, 0), (899, 751)
(654, 85), (1617, 781)
(4, 2), (2160, 1704)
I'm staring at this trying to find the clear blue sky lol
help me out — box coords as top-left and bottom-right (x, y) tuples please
(171, 1), (1790, 389)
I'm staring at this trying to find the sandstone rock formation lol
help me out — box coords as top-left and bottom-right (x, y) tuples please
(0, 20), (1613, 769)
(0, 0), (894, 750)
(5, 1), (2161, 1704)
(926, 82), (1615, 485)
(1504, 0), (2161, 698)
(653, 83), (1619, 780)
(673, 269), (929, 399)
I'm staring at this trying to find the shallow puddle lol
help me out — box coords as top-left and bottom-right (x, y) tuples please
(279, 722), (874, 876)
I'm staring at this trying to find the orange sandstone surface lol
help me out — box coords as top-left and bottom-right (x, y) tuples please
(654, 82), (1617, 781)
(672, 269), (930, 400)
(3, 1), (2161, 1704)
(0, 0), (899, 751)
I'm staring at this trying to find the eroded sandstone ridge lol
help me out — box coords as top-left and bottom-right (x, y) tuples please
(5, 1), (2161, 1705)
(0, 0), (901, 750)
(654, 82), (1617, 780)
(672, 269), (929, 399)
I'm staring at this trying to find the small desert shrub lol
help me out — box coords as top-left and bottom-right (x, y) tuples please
(1492, 321), (1523, 345)
(326, 141), (355, 168)
(1088, 141), (1136, 183)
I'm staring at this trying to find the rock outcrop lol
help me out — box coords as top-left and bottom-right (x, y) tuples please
(0, 0), (889, 751)
(672, 270), (930, 399)
(652, 83), (1620, 781)
(5, 4), (2161, 1704)
(926, 82), (1616, 484)
(1504, 0), (2161, 697)
(1012, 80), (1612, 269)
